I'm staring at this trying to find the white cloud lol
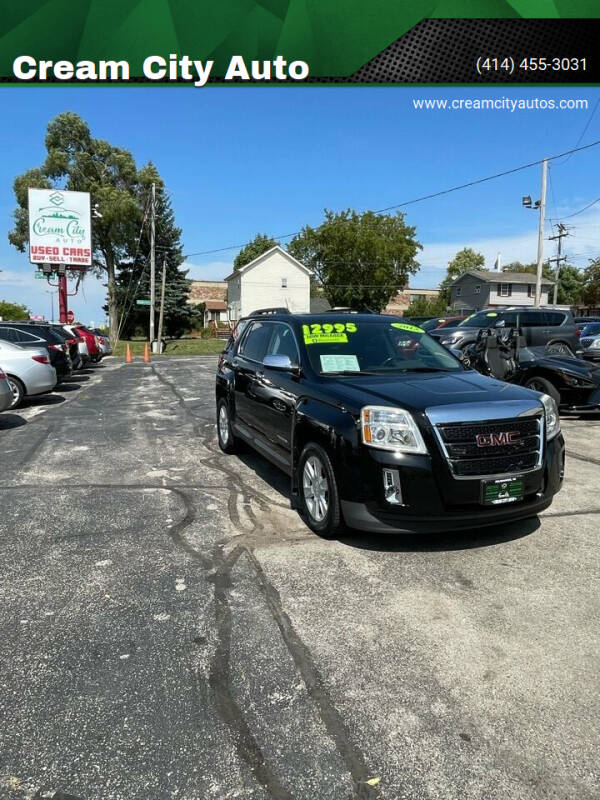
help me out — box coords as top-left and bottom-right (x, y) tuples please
(412, 205), (600, 288)
(0, 268), (108, 325)
(183, 260), (233, 281)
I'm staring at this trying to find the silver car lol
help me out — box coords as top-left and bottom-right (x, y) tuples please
(0, 339), (57, 409)
(0, 367), (12, 412)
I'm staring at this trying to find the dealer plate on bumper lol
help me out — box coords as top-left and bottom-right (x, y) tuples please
(481, 477), (524, 505)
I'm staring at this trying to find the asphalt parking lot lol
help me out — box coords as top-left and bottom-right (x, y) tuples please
(1, 356), (599, 800)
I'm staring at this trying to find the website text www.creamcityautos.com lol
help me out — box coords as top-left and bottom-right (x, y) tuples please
(413, 97), (590, 112)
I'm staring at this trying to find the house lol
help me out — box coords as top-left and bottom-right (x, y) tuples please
(187, 280), (229, 326)
(450, 270), (553, 313)
(225, 246), (311, 320)
(384, 287), (440, 315)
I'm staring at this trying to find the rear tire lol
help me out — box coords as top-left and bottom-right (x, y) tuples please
(7, 376), (25, 409)
(524, 375), (561, 406)
(298, 442), (344, 539)
(217, 398), (242, 454)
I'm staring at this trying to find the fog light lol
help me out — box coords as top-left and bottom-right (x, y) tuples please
(383, 469), (403, 505)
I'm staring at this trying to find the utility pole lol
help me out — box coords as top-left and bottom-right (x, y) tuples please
(157, 257), (167, 353)
(149, 182), (156, 347)
(534, 158), (548, 307)
(548, 223), (569, 306)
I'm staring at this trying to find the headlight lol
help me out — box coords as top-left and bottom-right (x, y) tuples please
(591, 339), (600, 349)
(540, 393), (560, 440)
(442, 337), (458, 346)
(361, 406), (428, 454)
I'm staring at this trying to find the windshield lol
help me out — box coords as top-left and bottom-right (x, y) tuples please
(457, 310), (502, 328)
(582, 323), (600, 336)
(302, 320), (462, 375)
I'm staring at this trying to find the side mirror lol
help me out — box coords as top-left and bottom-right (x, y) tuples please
(263, 353), (297, 371)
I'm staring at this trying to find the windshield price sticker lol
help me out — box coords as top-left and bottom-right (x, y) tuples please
(302, 322), (357, 345)
(391, 322), (424, 333)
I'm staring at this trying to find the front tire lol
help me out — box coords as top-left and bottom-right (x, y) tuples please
(547, 341), (574, 357)
(298, 443), (344, 539)
(217, 398), (241, 454)
(7, 376), (24, 409)
(525, 375), (561, 406)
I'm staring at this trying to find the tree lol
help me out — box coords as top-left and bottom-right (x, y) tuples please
(234, 233), (278, 271)
(9, 112), (144, 341)
(0, 300), (30, 320)
(439, 248), (485, 302)
(287, 209), (421, 312)
(505, 261), (584, 305)
(114, 164), (195, 340)
(405, 295), (447, 318)
(582, 259), (600, 307)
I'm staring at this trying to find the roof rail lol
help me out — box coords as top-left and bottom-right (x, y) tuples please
(249, 307), (292, 316)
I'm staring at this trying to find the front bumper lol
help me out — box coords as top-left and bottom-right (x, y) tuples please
(338, 434), (565, 534)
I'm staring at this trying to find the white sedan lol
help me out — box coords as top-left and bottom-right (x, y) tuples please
(0, 340), (57, 409)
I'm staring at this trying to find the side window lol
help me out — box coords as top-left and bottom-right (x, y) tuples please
(14, 328), (42, 343)
(266, 325), (300, 364)
(520, 312), (545, 327)
(0, 327), (17, 342)
(239, 321), (273, 362)
(544, 312), (565, 326)
(500, 312), (518, 327)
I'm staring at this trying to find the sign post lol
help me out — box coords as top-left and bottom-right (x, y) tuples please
(28, 189), (92, 323)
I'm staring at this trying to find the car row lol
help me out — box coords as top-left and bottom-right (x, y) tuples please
(0, 320), (111, 411)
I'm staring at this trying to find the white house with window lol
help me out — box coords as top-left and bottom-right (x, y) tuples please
(225, 246), (312, 320)
(450, 269), (553, 313)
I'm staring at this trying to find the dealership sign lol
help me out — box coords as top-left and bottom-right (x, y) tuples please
(28, 189), (92, 267)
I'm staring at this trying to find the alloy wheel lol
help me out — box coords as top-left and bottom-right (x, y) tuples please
(302, 455), (329, 522)
(218, 404), (230, 445)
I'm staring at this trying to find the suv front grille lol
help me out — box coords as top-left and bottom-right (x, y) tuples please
(436, 416), (542, 478)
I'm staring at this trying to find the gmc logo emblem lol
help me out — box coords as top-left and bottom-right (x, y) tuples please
(476, 431), (522, 448)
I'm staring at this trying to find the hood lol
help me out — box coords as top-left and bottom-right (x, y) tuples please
(521, 352), (600, 383)
(326, 369), (539, 415)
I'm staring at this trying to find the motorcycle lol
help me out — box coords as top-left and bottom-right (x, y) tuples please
(463, 328), (600, 412)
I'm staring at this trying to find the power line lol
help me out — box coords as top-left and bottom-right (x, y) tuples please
(184, 138), (600, 259)
(554, 96), (600, 167)
(549, 195), (600, 222)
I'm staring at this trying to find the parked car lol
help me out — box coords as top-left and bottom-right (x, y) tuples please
(0, 367), (13, 413)
(44, 324), (82, 370)
(216, 309), (564, 537)
(0, 339), (57, 408)
(0, 322), (72, 382)
(430, 307), (579, 357)
(90, 329), (113, 357)
(464, 328), (600, 411)
(574, 316), (600, 337)
(62, 325), (91, 365)
(421, 316), (462, 332)
(579, 322), (600, 361)
(66, 325), (102, 362)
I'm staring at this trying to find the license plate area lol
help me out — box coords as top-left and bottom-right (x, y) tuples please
(481, 476), (524, 505)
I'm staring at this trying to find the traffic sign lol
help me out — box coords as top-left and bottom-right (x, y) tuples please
(34, 270), (44, 279)
(136, 299), (151, 306)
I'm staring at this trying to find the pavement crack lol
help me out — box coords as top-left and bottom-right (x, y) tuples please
(244, 548), (376, 799)
(566, 450), (600, 466)
(208, 544), (295, 800)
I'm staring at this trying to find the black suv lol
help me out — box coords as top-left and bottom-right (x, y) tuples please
(0, 322), (72, 381)
(430, 308), (579, 356)
(215, 310), (564, 537)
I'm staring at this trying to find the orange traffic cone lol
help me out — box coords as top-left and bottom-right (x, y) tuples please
(143, 342), (151, 363)
(125, 343), (132, 364)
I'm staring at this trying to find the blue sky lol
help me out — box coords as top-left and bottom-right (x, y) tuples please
(1, 86), (599, 324)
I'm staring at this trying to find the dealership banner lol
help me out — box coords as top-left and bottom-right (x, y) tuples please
(28, 189), (92, 266)
(2, 2), (600, 85)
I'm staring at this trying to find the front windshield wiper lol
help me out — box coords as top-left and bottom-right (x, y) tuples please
(370, 366), (456, 373)
(322, 370), (379, 376)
